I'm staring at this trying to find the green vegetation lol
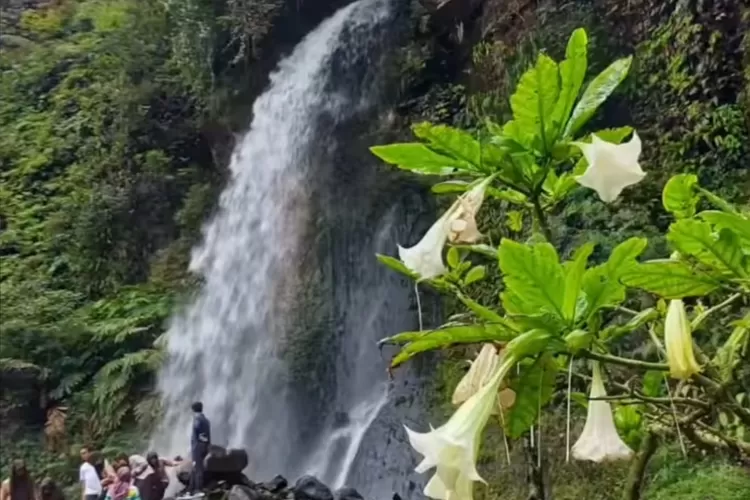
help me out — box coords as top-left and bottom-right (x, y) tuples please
(1, 0), (749, 498)
(0, 0), (282, 479)
(372, 10), (749, 499)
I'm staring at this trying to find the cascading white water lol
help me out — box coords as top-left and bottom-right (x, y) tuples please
(152, 0), (429, 494)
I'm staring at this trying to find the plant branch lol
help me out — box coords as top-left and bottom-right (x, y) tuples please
(691, 293), (742, 330)
(532, 197), (552, 242)
(589, 394), (709, 409)
(622, 430), (658, 500)
(582, 351), (669, 371)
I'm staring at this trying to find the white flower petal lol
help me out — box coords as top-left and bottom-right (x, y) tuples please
(574, 132), (646, 203)
(406, 357), (516, 500)
(665, 300), (701, 380)
(572, 362), (634, 462)
(452, 344), (499, 405)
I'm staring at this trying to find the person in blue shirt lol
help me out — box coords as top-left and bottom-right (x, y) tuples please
(188, 402), (210, 495)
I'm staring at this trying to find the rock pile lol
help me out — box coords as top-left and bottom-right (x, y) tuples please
(166, 447), (365, 500)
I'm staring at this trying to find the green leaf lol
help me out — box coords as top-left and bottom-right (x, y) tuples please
(565, 329), (593, 352)
(412, 122), (481, 167)
(601, 308), (658, 342)
(564, 56), (633, 137)
(505, 329), (558, 358)
(382, 324), (517, 368)
(700, 211), (750, 245)
(620, 260), (721, 298)
(431, 180), (469, 194)
(453, 244), (497, 258)
(642, 370), (663, 397)
(581, 237), (647, 317)
(457, 292), (505, 323)
(506, 210), (524, 232)
(370, 143), (471, 175)
(668, 220), (748, 278)
(498, 239), (565, 318)
(505, 354), (558, 438)
(510, 54), (561, 150)
(464, 265), (486, 285)
(447, 247), (460, 269)
(553, 28), (588, 139)
(562, 243), (594, 322)
(376, 254), (417, 279)
(663, 174), (699, 218)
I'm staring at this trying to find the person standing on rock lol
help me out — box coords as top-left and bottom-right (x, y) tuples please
(188, 401), (210, 496)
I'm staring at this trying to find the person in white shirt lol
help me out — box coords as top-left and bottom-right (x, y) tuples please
(79, 447), (103, 500)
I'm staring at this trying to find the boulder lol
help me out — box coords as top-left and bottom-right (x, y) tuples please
(205, 447), (249, 473)
(292, 476), (333, 500)
(260, 475), (288, 493)
(333, 488), (363, 500)
(229, 486), (263, 500)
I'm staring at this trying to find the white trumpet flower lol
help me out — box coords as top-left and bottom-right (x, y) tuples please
(448, 177), (492, 244)
(399, 177), (492, 279)
(406, 356), (517, 500)
(574, 131), (645, 203)
(572, 362), (634, 462)
(452, 344), (499, 405)
(665, 299), (701, 380)
(398, 202), (461, 279)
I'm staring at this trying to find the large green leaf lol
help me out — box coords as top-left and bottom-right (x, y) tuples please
(498, 239), (565, 318)
(564, 56), (632, 138)
(505, 354), (558, 438)
(412, 122), (481, 167)
(510, 54), (561, 150)
(668, 220), (748, 278)
(376, 254), (418, 279)
(662, 174), (699, 218)
(457, 293), (505, 323)
(581, 237), (647, 317)
(700, 211), (750, 245)
(382, 324), (517, 368)
(562, 243), (594, 322)
(370, 143), (471, 175)
(620, 260), (721, 298)
(553, 28), (588, 139)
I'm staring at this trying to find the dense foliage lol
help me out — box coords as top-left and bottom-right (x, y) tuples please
(372, 24), (749, 500)
(0, 0), (231, 451)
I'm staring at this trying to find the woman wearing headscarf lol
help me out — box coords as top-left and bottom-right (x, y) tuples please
(103, 468), (139, 500)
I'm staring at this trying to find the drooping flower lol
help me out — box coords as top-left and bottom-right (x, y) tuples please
(398, 202), (462, 280)
(665, 299), (701, 380)
(399, 177), (492, 279)
(452, 343), (499, 405)
(572, 362), (634, 462)
(448, 177), (492, 244)
(573, 131), (646, 203)
(406, 356), (517, 500)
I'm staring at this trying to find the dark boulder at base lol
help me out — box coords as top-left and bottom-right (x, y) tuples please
(229, 485), (263, 500)
(260, 476), (288, 493)
(333, 487), (363, 500)
(293, 476), (333, 500)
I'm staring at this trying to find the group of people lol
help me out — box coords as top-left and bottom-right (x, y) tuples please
(78, 447), (178, 500)
(1, 401), (212, 500)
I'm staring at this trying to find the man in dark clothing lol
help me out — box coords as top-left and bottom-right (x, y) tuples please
(187, 401), (210, 495)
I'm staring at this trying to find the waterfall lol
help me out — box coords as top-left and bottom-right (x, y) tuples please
(153, 0), (431, 496)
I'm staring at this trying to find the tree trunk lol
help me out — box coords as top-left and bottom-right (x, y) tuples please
(622, 431), (659, 500)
